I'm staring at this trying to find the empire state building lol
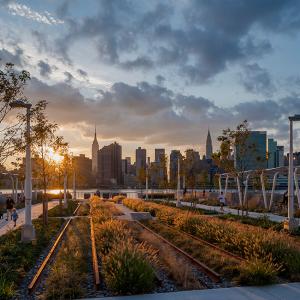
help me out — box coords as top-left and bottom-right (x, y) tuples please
(206, 129), (213, 160)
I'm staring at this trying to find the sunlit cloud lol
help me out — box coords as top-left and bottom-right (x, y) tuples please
(7, 2), (64, 25)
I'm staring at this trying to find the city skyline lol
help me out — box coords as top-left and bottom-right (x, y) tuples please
(0, 1), (300, 164)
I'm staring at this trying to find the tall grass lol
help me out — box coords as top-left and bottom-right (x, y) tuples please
(123, 198), (300, 282)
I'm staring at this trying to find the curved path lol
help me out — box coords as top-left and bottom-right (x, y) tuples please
(0, 200), (59, 236)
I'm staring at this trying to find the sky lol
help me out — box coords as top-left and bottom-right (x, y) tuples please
(0, 0), (300, 163)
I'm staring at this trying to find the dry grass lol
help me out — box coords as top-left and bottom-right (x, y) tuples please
(43, 218), (90, 300)
(129, 222), (205, 290)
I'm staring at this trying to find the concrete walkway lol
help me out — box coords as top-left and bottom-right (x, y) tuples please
(86, 282), (300, 300)
(0, 200), (59, 236)
(175, 200), (300, 223)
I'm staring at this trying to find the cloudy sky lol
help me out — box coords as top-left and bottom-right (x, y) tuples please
(1, 0), (300, 161)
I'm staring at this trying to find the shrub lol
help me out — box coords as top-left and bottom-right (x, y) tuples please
(95, 220), (128, 255)
(112, 195), (126, 204)
(238, 256), (280, 285)
(103, 240), (156, 294)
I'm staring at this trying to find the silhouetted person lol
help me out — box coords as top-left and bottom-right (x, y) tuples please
(6, 197), (15, 221)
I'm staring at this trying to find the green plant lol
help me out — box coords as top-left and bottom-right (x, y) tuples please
(103, 240), (156, 294)
(238, 256), (280, 285)
(95, 219), (128, 255)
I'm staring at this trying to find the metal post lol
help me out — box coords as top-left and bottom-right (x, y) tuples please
(73, 170), (76, 200)
(260, 172), (268, 209)
(64, 171), (67, 208)
(218, 175), (222, 195)
(243, 174), (250, 207)
(236, 176), (243, 206)
(22, 106), (35, 242)
(224, 175), (229, 197)
(15, 177), (18, 203)
(269, 172), (279, 211)
(288, 119), (295, 229)
(176, 158), (181, 207)
(145, 166), (148, 200)
(294, 168), (300, 208)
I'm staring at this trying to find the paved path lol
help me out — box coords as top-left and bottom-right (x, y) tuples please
(174, 200), (300, 223)
(0, 200), (59, 236)
(86, 282), (300, 300)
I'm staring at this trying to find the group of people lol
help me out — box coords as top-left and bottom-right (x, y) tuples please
(0, 196), (19, 227)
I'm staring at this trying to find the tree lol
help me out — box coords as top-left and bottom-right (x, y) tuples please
(17, 100), (68, 224)
(0, 63), (30, 163)
(215, 120), (265, 214)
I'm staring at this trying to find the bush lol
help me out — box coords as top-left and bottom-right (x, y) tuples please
(112, 195), (126, 204)
(95, 220), (128, 255)
(238, 256), (280, 285)
(103, 240), (156, 294)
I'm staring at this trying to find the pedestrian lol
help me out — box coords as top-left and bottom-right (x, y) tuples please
(202, 189), (206, 198)
(11, 208), (18, 227)
(6, 196), (15, 221)
(218, 191), (226, 213)
(0, 207), (3, 219)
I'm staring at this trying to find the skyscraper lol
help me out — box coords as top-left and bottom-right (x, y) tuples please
(98, 142), (122, 187)
(234, 131), (268, 171)
(276, 146), (284, 167)
(169, 150), (182, 186)
(155, 148), (165, 162)
(92, 126), (99, 174)
(136, 147), (146, 176)
(267, 138), (277, 168)
(206, 129), (213, 159)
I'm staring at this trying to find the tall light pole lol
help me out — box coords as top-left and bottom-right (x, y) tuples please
(287, 115), (300, 231)
(10, 99), (35, 242)
(176, 157), (181, 207)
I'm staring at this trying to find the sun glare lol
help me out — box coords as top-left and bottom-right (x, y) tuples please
(47, 147), (63, 163)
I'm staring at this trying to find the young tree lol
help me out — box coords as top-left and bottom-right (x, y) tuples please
(215, 120), (265, 214)
(0, 63), (30, 163)
(17, 100), (68, 224)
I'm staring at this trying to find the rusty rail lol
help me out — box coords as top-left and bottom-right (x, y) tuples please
(163, 223), (245, 262)
(135, 220), (221, 284)
(73, 202), (81, 215)
(28, 218), (72, 292)
(90, 217), (100, 289)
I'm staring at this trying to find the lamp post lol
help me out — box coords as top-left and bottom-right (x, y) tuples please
(287, 114), (300, 231)
(10, 99), (35, 242)
(176, 157), (181, 207)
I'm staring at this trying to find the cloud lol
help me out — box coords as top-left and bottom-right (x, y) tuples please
(7, 2), (64, 25)
(239, 63), (275, 96)
(22, 76), (298, 151)
(53, 0), (300, 84)
(77, 69), (88, 78)
(0, 47), (24, 66)
(64, 71), (74, 83)
(37, 60), (52, 77)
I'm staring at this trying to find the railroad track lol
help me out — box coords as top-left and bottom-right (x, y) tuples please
(135, 220), (221, 287)
(27, 201), (93, 294)
(161, 222), (245, 262)
(90, 217), (100, 289)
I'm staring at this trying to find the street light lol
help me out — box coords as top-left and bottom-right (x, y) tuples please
(287, 114), (300, 231)
(9, 98), (35, 242)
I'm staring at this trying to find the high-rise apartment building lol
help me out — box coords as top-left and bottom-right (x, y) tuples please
(276, 146), (284, 167)
(155, 149), (165, 162)
(267, 138), (277, 168)
(135, 147), (146, 176)
(234, 131), (268, 171)
(169, 150), (182, 185)
(98, 142), (122, 187)
(73, 154), (93, 187)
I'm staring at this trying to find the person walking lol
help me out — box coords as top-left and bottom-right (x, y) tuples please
(11, 208), (18, 227)
(218, 191), (226, 213)
(6, 197), (15, 221)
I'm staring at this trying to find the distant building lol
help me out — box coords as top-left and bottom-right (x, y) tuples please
(169, 150), (182, 186)
(276, 146), (284, 167)
(98, 142), (122, 187)
(267, 138), (277, 168)
(234, 131), (268, 171)
(136, 147), (146, 176)
(206, 129), (213, 160)
(155, 149), (165, 162)
(73, 154), (93, 188)
(92, 126), (99, 174)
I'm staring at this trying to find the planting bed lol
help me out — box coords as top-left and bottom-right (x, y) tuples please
(123, 198), (300, 285)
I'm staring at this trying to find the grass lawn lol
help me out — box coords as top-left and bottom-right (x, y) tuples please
(0, 218), (63, 299)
